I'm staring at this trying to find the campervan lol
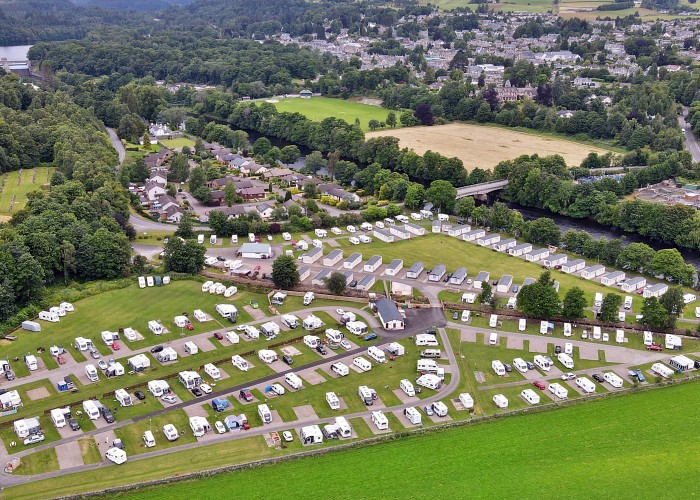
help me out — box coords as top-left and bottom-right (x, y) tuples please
(358, 385), (378, 405)
(282, 315), (299, 329)
(416, 374), (442, 390)
(105, 448), (127, 465)
(461, 310), (471, 322)
(284, 373), (303, 390)
(367, 346), (387, 364)
(143, 430), (156, 448)
(404, 407), (422, 425)
(258, 404), (272, 424)
(325, 328), (343, 343)
(353, 357), (372, 372)
(488, 332), (498, 345)
(25, 355), (38, 371)
(400, 379), (416, 397)
(85, 364), (99, 382)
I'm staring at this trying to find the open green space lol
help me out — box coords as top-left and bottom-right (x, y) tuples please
(158, 137), (195, 150)
(12, 447), (59, 476)
(16, 380), (693, 499)
(262, 97), (399, 132)
(114, 409), (197, 456)
(0, 167), (54, 215)
(78, 437), (103, 465)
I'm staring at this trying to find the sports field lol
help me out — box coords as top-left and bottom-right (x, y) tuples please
(0, 167), (53, 216)
(74, 381), (700, 499)
(158, 137), (195, 150)
(365, 123), (612, 170)
(264, 97), (399, 132)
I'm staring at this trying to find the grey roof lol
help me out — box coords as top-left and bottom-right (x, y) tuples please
(407, 261), (424, 273)
(475, 271), (490, 281)
(405, 223), (423, 231)
(343, 271), (354, 280)
(603, 271), (625, 279)
(625, 276), (646, 284)
(325, 249), (343, 260)
(345, 252), (362, 262)
(647, 283), (668, 291)
(376, 298), (403, 323)
(387, 259), (403, 270)
(450, 224), (470, 232)
(583, 264), (605, 272)
(497, 238), (516, 246)
(366, 255), (382, 266)
(429, 264), (446, 276)
(564, 259), (585, 267)
(529, 247), (549, 255)
(238, 243), (271, 254)
(480, 233), (499, 240)
(523, 278), (536, 286)
(432, 220), (441, 227)
(313, 269), (331, 281)
(451, 267), (467, 280)
(511, 243), (532, 251)
(298, 266), (310, 277)
(546, 253), (567, 261)
(306, 247), (323, 257)
(374, 228), (394, 239)
(357, 275), (375, 287)
(497, 274), (513, 286)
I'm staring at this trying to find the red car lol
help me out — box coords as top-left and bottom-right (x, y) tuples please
(254, 265), (261, 272)
(533, 381), (546, 390)
(214, 332), (223, 340)
(646, 344), (663, 351)
(112, 341), (120, 351)
(186, 323), (194, 331)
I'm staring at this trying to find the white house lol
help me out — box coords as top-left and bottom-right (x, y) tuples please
(404, 223), (426, 236)
(373, 228), (395, 243)
(356, 274), (376, 290)
(477, 233), (500, 247)
(581, 265), (606, 280)
(447, 224), (471, 237)
(298, 266), (311, 282)
(343, 253), (362, 269)
(473, 271), (490, 289)
(561, 259), (586, 274)
(496, 275), (513, 294)
(543, 254), (567, 268)
(406, 261), (424, 279)
(450, 267), (467, 285)
(493, 238), (516, 252)
(238, 243), (272, 259)
(428, 264), (446, 282)
(364, 255), (382, 273)
(323, 249), (343, 267)
(644, 283), (668, 298)
(311, 269), (331, 286)
(462, 229), (486, 242)
(508, 243), (532, 257)
(384, 259), (404, 276)
(525, 248), (550, 262)
(600, 271), (626, 286)
(375, 298), (404, 330)
(389, 226), (411, 240)
(621, 276), (647, 292)
(302, 247), (323, 264)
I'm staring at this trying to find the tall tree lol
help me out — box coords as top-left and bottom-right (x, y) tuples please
(517, 282), (560, 318)
(641, 297), (669, 329)
(175, 212), (194, 239)
(478, 282), (493, 306)
(163, 238), (206, 274)
(280, 145), (300, 166)
(386, 111), (397, 128)
(599, 293), (623, 322)
(60, 240), (76, 285)
(168, 153), (190, 182)
(659, 285), (685, 318)
(325, 272), (347, 295)
(425, 180), (457, 213)
(303, 151), (326, 174)
(271, 255), (300, 289)
(223, 181), (237, 207)
(561, 287), (586, 319)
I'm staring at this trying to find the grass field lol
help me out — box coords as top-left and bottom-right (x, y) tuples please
(0, 167), (53, 215)
(365, 123), (613, 170)
(264, 97), (399, 132)
(74, 380), (700, 499)
(159, 138), (195, 150)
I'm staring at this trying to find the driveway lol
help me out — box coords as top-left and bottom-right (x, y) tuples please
(106, 128), (125, 168)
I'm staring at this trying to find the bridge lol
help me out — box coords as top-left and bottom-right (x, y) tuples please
(456, 179), (509, 198)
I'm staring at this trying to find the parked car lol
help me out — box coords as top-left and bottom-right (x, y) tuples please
(364, 333), (377, 341)
(561, 373), (575, 381)
(340, 339), (352, 350)
(633, 369), (646, 382)
(282, 431), (294, 442)
(68, 418), (80, 431)
(23, 434), (45, 445)
(646, 344), (663, 351)
(282, 355), (294, 365)
(423, 405), (434, 416)
(150, 345), (164, 354)
(315, 344), (327, 355)
(199, 384), (212, 394)
(101, 408), (115, 423)
(214, 332), (223, 340)
(186, 323), (194, 331)
(216, 256), (226, 261)
(191, 387), (203, 397)
(592, 374), (604, 383)
(97, 360), (108, 370)
(526, 361), (535, 370)
(134, 390), (146, 400)
(533, 381), (546, 390)
(452, 311), (459, 320)
(512, 285), (519, 293)
(503, 363), (513, 373)
(239, 389), (253, 402)
(162, 394), (177, 404)
(554, 346), (562, 354)
(250, 300), (259, 309)
(215, 421), (226, 434)
(90, 348), (101, 360)
(349, 280), (358, 288)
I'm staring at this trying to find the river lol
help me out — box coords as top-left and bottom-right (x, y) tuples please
(0, 45), (32, 61)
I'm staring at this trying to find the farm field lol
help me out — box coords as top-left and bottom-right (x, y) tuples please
(263, 97), (399, 132)
(365, 123), (612, 170)
(0, 167), (53, 216)
(66, 380), (700, 499)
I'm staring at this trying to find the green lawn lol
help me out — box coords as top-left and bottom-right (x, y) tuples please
(79, 437), (103, 465)
(159, 138), (195, 150)
(113, 410), (197, 456)
(12, 447), (59, 476)
(264, 97), (400, 132)
(0, 167), (54, 215)
(54, 380), (700, 499)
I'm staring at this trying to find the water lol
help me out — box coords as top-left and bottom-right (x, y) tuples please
(0, 45), (32, 61)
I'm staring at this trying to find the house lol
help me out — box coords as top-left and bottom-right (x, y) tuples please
(543, 254), (567, 268)
(282, 199), (306, 215)
(621, 277), (647, 292)
(238, 243), (272, 259)
(312, 269), (331, 286)
(447, 225), (471, 237)
(234, 179), (254, 192)
(375, 298), (404, 330)
(303, 247), (323, 264)
(144, 180), (166, 201)
(255, 203), (274, 220)
(215, 205), (247, 219)
(525, 248), (550, 262)
(262, 168), (293, 179)
(493, 238), (516, 252)
(240, 162), (269, 176)
(239, 187), (266, 200)
(385, 259), (404, 276)
(364, 255), (382, 273)
(428, 264), (446, 282)
(161, 204), (184, 223)
(298, 266), (311, 282)
(450, 267), (467, 285)
(323, 249), (343, 267)
(462, 229), (486, 242)
(432, 220), (442, 233)
(356, 274), (376, 290)
(404, 223), (426, 236)
(343, 252), (362, 269)
(581, 264), (606, 280)
(208, 176), (236, 190)
(406, 261), (424, 279)
(496, 275), (513, 294)
(561, 259), (586, 274)
(508, 243), (532, 257)
(149, 172), (167, 186)
(280, 174), (308, 188)
(473, 271), (490, 289)
(389, 226), (411, 240)
(600, 271), (626, 286)
(373, 228), (395, 243)
(318, 183), (359, 203)
(643, 283), (668, 298)
(477, 233), (500, 247)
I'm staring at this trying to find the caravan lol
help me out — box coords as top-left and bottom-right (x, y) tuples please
(518, 319), (526, 332)
(257, 404), (272, 424)
(415, 334), (439, 347)
(284, 373), (303, 390)
(325, 329), (343, 343)
(404, 407), (422, 425)
(557, 353), (574, 369)
(548, 382), (568, 400)
(226, 331), (240, 344)
(148, 380), (170, 397)
(520, 389), (540, 405)
(358, 385), (378, 405)
(492, 360), (506, 376)
(371, 411), (389, 430)
(326, 392), (341, 410)
(513, 358), (528, 374)
(85, 364), (99, 382)
(534, 355), (551, 372)
(459, 393), (474, 410)
(576, 376), (597, 394)
(400, 379), (416, 397)
(416, 374), (442, 390)
(138, 276), (147, 288)
(367, 346), (387, 364)
(492, 394), (509, 409)
(204, 363), (220, 380)
(50, 407), (70, 428)
(281, 314), (299, 329)
(353, 357), (372, 372)
(346, 321), (368, 336)
(258, 350), (278, 364)
(83, 400), (100, 420)
(148, 320), (164, 335)
(417, 359), (439, 373)
(604, 372), (623, 388)
(39, 311), (60, 322)
(331, 362), (349, 377)
(488, 332), (498, 345)
(563, 323), (572, 337)
(231, 355), (249, 372)
(489, 314), (498, 328)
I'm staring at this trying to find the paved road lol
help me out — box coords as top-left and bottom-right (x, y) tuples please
(679, 107), (700, 163)
(129, 213), (208, 233)
(106, 127), (126, 168)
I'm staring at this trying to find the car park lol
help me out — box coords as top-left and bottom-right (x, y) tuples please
(533, 381), (546, 390)
(282, 431), (294, 442)
(191, 387), (203, 397)
(134, 390), (146, 400)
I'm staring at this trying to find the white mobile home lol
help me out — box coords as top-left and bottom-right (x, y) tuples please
(315, 228), (328, 238)
(373, 228), (395, 243)
(260, 322), (279, 339)
(518, 318), (526, 331)
(477, 233), (500, 247)
(561, 259), (586, 274)
(415, 334), (439, 346)
(364, 255), (383, 273)
(406, 261), (424, 279)
(356, 274), (376, 291)
(238, 243), (272, 259)
(184, 341), (198, 355)
(404, 223), (426, 236)
(644, 283), (669, 298)
(489, 315), (498, 329)
(493, 238), (516, 252)
(302, 247), (323, 264)
(389, 226), (411, 240)
(74, 337), (92, 351)
(581, 265), (606, 280)
(38, 311), (59, 322)
(473, 271), (490, 289)
(384, 259), (404, 276)
(303, 335), (320, 348)
(615, 330), (625, 343)
(50, 407), (69, 428)
(513, 358), (528, 373)
(643, 331), (653, 346)
(508, 243), (532, 257)
(447, 224), (471, 237)
(231, 355), (249, 371)
(521, 388), (540, 405)
(258, 404), (272, 424)
(576, 376), (596, 394)
(449, 267), (467, 285)
(311, 269), (330, 286)
(83, 401), (100, 420)
(651, 362), (674, 378)
(343, 252), (362, 269)
(564, 323), (572, 337)
(428, 265), (446, 282)
(462, 229), (486, 242)
(600, 271), (626, 286)
(323, 249), (344, 267)
(189, 416), (211, 437)
(543, 254), (567, 268)
(621, 277), (647, 292)
(525, 248), (549, 262)
(226, 331), (240, 344)
(496, 275), (513, 294)
(548, 382), (568, 399)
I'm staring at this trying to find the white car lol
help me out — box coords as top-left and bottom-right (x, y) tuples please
(163, 424), (179, 441)
(162, 394), (177, 404)
(282, 232), (292, 241)
(336, 309), (345, 315)
(237, 325), (247, 331)
(199, 383), (213, 394)
(340, 339), (352, 350)
(561, 373), (575, 381)
(97, 360), (108, 370)
(267, 235), (273, 241)
(23, 434), (45, 446)
(282, 431), (294, 442)
(215, 421), (226, 434)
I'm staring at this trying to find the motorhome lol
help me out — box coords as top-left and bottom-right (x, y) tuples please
(400, 379), (416, 397)
(258, 404), (272, 424)
(204, 363), (220, 380)
(281, 314), (299, 329)
(303, 335), (320, 349)
(231, 355), (249, 371)
(331, 362), (349, 377)
(358, 385), (378, 405)
(489, 332), (498, 345)
(576, 376), (596, 394)
(353, 357), (372, 372)
(604, 372), (623, 388)
(346, 321), (368, 336)
(417, 359), (439, 373)
(415, 334), (439, 347)
(284, 373), (303, 390)
(416, 374), (442, 390)
(548, 382), (568, 400)
(258, 350), (278, 364)
(25, 355), (38, 371)
(85, 364), (99, 382)
(371, 411), (389, 430)
(367, 346), (387, 364)
(326, 392), (341, 410)
(143, 430), (156, 448)
(325, 328), (343, 343)
(303, 292), (315, 306)
(404, 407), (422, 425)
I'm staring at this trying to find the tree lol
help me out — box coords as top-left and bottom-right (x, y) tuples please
(175, 212), (194, 239)
(182, 145), (191, 156)
(325, 271), (347, 295)
(271, 255), (300, 289)
(526, 218), (560, 245)
(650, 249), (694, 285)
(641, 297), (669, 329)
(334, 161), (358, 185)
(224, 181), (237, 207)
(616, 243), (655, 273)
(142, 131), (152, 151)
(414, 103), (434, 126)
(327, 149), (341, 181)
(168, 154), (190, 182)
(561, 287), (586, 319)
(478, 282), (493, 306)
(193, 186), (212, 203)
(263, 146), (282, 166)
(280, 145), (300, 165)
(517, 282), (560, 318)
(304, 151), (326, 174)
(253, 137), (272, 156)
(117, 114), (145, 142)
(131, 157), (150, 183)
(163, 238), (206, 274)
(425, 180), (457, 213)
(14, 253), (45, 304)
(659, 285), (684, 318)
(599, 293), (623, 322)
(404, 183), (425, 209)
(60, 240), (76, 285)
(188, 166), (206, 194)
(368, 119), (381, 131)
(455, 196), (475, 218)
(303, 181), (318, 199)
(386, 112), (397, 128)
(400, 110), (418, 127)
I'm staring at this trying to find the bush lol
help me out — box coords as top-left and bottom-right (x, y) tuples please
(336, 201), (350, 210)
